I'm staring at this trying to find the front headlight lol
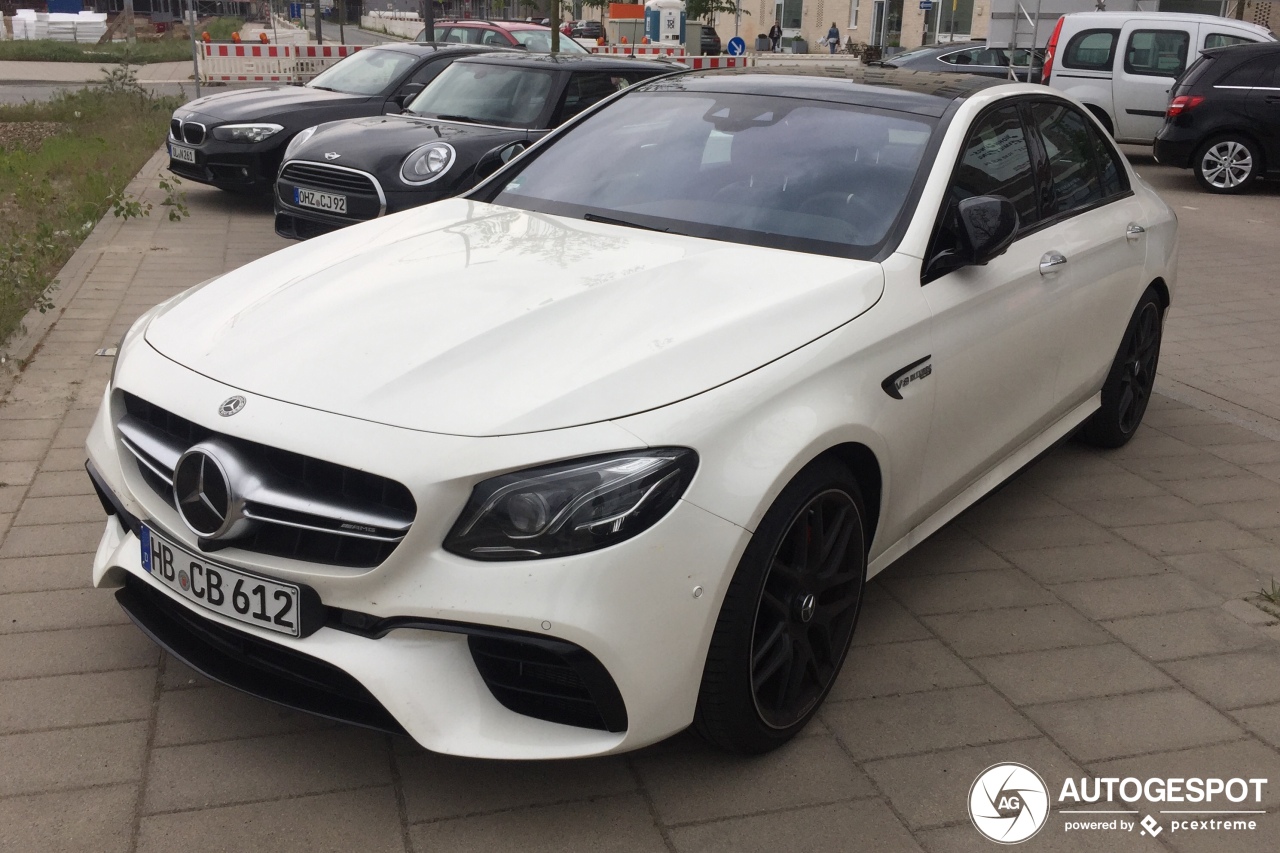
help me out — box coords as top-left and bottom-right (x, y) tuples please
(283, 125), (317, 160)
(212, 123), (285, 143)
(444, 448), (698, 561)
(400, 142), (455, 185)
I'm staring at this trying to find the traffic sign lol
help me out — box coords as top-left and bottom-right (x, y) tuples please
(919, 0), (933, 8)
(727, 36), (745, 56)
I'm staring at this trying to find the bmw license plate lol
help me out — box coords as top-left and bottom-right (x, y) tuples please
(140, 525), (301, 637)
(169, 143), (197, 164)
(294, 187), (347, 214)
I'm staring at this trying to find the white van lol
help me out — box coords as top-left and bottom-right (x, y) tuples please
(1043, 12), (1274, 143)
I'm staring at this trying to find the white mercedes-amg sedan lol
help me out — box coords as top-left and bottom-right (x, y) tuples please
(86, 68), (1177, 759)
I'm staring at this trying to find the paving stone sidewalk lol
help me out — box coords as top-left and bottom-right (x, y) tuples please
(2, 151), (1280, 853)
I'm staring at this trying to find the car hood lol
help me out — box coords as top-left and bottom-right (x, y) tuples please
(145, 199), (884, 436)
(296, 115), (525, 173)
(178, 86), (370, 122)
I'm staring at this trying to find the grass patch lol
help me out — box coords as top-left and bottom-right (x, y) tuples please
(0, 39), (193, 64)
(0, 84), (180, 346)
(200, 17), (245, 42)
(0, 19), (244, 64)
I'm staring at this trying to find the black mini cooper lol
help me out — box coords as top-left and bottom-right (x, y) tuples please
(274, 53), (676, 239)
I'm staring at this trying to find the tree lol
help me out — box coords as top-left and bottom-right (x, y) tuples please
(685, 0), (747, 24)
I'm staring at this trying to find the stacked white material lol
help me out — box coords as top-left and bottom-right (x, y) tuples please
(75, 11), (108, 42)
(47, 12), (79, 42)
(11, 10), (45, 41)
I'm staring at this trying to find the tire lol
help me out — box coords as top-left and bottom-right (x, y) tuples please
(693, 459), (867, 754)
(1194, 135), (1261, 194)
(1079, 287), (1164, 448)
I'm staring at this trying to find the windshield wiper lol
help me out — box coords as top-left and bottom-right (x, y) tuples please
(583, 213), (673, 234)
(309, 85), (339, 92)
(432, 114), (480, 123)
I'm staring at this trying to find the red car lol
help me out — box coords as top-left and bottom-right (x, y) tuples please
(416, 19), (590, 54)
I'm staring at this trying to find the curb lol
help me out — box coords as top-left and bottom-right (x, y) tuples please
(0, 145), (169, 401)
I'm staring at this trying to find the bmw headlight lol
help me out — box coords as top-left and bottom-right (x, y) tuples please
(400, 142), (455, 186)
(444, 449), (698, 560)
(212, 123), (285, 143)
(283, 125), (317, 160)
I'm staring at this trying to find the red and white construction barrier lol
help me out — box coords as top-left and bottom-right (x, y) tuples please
(682, 55), (753, 70)
(198, 44), (365, 84)
(591, 45), (687, 57)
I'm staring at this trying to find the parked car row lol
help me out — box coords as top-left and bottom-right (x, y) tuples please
(113, 59), (1178, 758)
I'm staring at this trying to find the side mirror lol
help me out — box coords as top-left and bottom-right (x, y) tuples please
(475, 141), (528, 180)
(957, 195), (1019, 265)
(392, 83), (425, 110)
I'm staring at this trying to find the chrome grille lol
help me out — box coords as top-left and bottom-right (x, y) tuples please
(118, 392), (415, 569)
(281, 162), (379, 195)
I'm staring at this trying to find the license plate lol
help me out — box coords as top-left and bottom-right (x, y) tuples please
(141, 525), (301, 637)
(169, 143), (197, 164)
(294, 187), (347, 213)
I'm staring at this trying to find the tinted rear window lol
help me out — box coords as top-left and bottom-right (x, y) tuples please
(1174, 54), (1214, 93)
(1063, 29), (1119, 71)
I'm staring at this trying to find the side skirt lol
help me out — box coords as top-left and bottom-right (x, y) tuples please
(867, 393), (1101, 578)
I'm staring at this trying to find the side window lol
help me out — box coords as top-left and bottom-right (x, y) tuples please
(1031, 102), (1105, 216)
(431, 26), (449, 41)
(1218, 57), (1273, 88)
(926, 106), (1038, 279)
(480, 28), (510, 46)
(554, 73), (629, 125)
(953, 106), (1039, 225)
(404, 60), (448, 89)
(1124, 29), (1191, 77)
(1062, 29), (1119, 71)
(1205, 33), (1255, 49)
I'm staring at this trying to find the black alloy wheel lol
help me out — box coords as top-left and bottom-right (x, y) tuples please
(751, 489), (864, 729)
(694, 460), (867, 753)
(1080, 287), (1163, 448)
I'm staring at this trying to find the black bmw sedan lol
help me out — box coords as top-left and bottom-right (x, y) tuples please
(274, 53), (676, 239)
(167, 43), (502, 196)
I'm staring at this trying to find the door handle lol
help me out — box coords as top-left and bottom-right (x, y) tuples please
(1126, 223), (1146, 239)
(1039, 251), (1068, 275)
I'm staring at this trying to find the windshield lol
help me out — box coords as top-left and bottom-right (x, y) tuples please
(885, 45), (940, 63)
(307, 49), (417, 96)
(512, 29), (590, 53)
(489, 89), (935, 258)
(407, 63), (557, 126)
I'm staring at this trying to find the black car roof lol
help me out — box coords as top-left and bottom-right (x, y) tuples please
(1202, 40), (1280, 61)
(453, 52), (678, 72)
(371, 43), (505, 57)
(643, 67), (1009, 117)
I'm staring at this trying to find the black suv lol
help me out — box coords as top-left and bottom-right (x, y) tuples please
(701, 26), (722, 56)
(1154, 41), (1280, 193)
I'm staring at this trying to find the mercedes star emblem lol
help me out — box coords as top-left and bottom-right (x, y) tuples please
(173, 448), (232, 538)
(218, 396), (246, 417)
(324, 152), (341, 160)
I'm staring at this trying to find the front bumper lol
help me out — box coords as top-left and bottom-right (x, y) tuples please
(274, 162), (444, 240)
(88, 342), (748, 758)
(167, 138), (282, 192)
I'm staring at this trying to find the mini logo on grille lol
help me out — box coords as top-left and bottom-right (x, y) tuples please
(218, 396), (246, 417)
(324, 152), (341, 160)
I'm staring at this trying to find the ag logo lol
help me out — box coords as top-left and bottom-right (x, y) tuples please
(969, 763), (1050, 844)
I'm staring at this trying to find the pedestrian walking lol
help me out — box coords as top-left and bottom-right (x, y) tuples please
(769, 22), (782, 52)
(826, 22), (840, 54)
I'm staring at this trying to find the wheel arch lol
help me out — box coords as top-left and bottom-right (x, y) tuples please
(808, 442), (883, 555)
(1148, 276), (1171, 314)
(1083, 103), (1114, 136)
